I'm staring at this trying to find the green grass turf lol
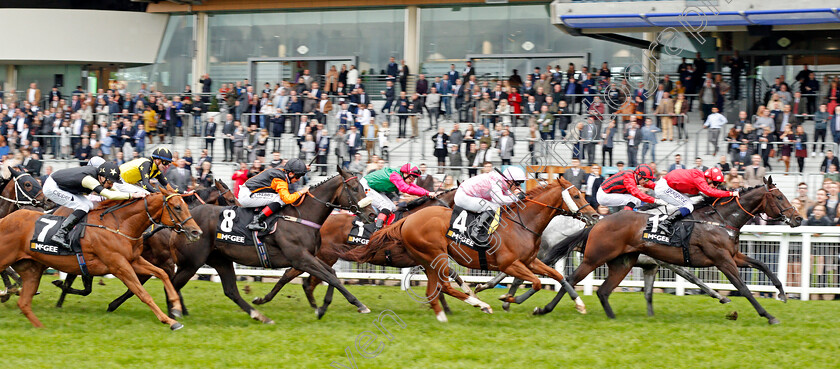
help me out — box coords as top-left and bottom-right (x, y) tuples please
(0, 277), (836, 368)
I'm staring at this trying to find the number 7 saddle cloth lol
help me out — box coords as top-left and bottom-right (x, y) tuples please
(30, 214), (86, 256)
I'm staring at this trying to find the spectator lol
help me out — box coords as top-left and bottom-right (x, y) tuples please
(562, 158), (586, 188)
(431, 127), (449, 173)
(316, 129), (330, 175)
(347, 153), (365, 175)
(583, 164), (604, 206)
(793, 125), (808, 172)
(814, 104), (830, 155)
(806, 205), (834, 226)
(743, 155), (766, 187)
(601, 120), (616, 167)
(301, 134), (316, 161)
(640, 118), (660, 163)
(624, 120), (641, 167)
(778, 125), (794, 172)
(448, 144), (462, 178)
(471, 141), (495, 174)
(232, 121), (245, 163)
(820, 150), (840, 173)
(795, 182), (815, 210)
(703, 106), (726, 156)
(231, 162), (249, 197)
(715, 155), (730, 172)
(725, 167), (744, 189)
(655, 91), (675, 141)
(693, 157), (708, 171)
(426, 87), (441, 130)
(826, 164), (840, 182)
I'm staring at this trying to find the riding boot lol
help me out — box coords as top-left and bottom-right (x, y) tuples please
(51, 209), (87, 249)
(246, 213), (268, 231)
(247, 203), (282, 231)
(660, 207), (690, 234)
(469, 211), (493, 245)
(374, 209), (393, 230)
(623, 202), (637, 211)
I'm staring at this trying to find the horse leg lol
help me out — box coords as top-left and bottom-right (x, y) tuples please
(642, 264), (657, 317)
(596, 254), (639, 319)
(422, 263), (447, 322)
(475, 272), (507, 293)
(54, 274), (76, 308)
(252, 267), (305, 305)
(289, 252), (370, 318)
(452, 272), (475, 297)
(662, 262), (730, 303)
(737, 254), (787, 303)
(107, 256), (182, 329)
(715, 257), (779, 324)
(534, 260), (599, 316)
(304, 275), (322, 310)
(206, 256), (274, 324)
(501, 278), (524, 312)
(524, 259), (587, 314)
(107, 274), (152, 312)
(130, 257), (183, 318)
(11, 260), (47, 327)
(439, 293), (452, 315)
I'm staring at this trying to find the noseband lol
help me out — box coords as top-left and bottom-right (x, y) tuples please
(300, 175), (370, 217)
(0, 173), (43, 208)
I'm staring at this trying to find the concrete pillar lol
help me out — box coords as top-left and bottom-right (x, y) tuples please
(404, 6), (420, 75)
(4, 65), (15, 92)
(192, 12), (209, 91)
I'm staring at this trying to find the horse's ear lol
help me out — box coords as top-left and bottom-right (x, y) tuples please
(166, 184), (176, 192)
(157, 184), (168, 195)
(766, 176), (773, 185)
(4, 166), (17, 179)
(337, 165), (344, 175)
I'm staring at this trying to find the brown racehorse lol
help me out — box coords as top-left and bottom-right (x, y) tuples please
(345, 178), (599, 322)
(252, 189), (464, 318)
(55, 180), (238, 313)
(0, 167), (46, 302)
(140, 167), (378, 324)
(0, 187), (203, 329)
(535, 177), (802, 324)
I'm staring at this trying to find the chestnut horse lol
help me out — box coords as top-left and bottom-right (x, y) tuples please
(0, 187), (202, 330)
(536, 177), (802, 324)
(346, 178), (599, 322)
(143, 167), (377, 324)
(55, 180), (238, 312)
(252, 189), (462, 318)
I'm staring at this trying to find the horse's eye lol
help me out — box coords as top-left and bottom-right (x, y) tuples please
(175, 206), (182, 211)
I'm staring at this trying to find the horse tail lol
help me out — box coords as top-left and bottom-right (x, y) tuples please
(542, 227), (593, 265)
(343, 218), (407, 263)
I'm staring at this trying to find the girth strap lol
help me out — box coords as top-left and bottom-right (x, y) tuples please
(252, 231), (273, 269)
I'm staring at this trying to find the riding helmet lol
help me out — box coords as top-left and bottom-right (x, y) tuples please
(284, 158), (309, 177)
(151, 147), (173, 163)
(634, 164), (656, 180)
(98, 162), (122, 183)
(704, 167), (724, 183)
(400, 163), (421, 177)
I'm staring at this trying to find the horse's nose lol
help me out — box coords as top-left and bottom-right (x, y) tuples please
(190, 229), (203, 239)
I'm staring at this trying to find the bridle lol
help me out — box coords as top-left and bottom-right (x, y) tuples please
(0, 172), (44, 208)
(293, 175), (372, 219)
(98, 193), (194, 239)
(505, 181), (597, 236)
(712, 185), (795, 226)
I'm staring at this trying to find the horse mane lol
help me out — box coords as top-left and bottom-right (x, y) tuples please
(402, 188), (457, 209)
(523, 181), (562, 198)
(694, 184), (765, 209)
(309, 173), (339, 188)
(92, 198), (135, 211)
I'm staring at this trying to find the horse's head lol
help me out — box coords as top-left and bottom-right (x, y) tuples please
(761, 176), (803, 227)
(214, 179), (239, 206)
(336, 166), (377, 223)
(555, 177), (599, 226)
(157, 185), (203, 241)
(7, 167), (46, 208)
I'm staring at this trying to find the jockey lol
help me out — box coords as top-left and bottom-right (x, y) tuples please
(455, 166), (526, 242)
(597, 164), (666, 210)
(43, 162), (146, 248)
(116, 147), (173, 194)
(362, 163), (431, 228)
(655, 167), (737, 229)
(241, 158), (310, 231)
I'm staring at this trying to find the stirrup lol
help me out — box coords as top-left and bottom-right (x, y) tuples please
(247, 221), (267, 231)
(51, 234), (70, 248)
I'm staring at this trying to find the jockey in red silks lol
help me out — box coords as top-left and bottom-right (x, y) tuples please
(597, 164), (665, 210)
(654, 167), (737, 228)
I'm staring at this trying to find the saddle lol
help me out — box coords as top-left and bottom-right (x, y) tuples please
(641, 213), (695, 264)
(30, 213), (90, 277)
(215, 206), (278, 246)
(347, 210), (407, 246)
(30, 214), (86, 256)
(444, 206), (502, 270)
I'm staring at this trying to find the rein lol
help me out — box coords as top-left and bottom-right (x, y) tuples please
(283, 175), (368, 229)
(710, 186), (791, 228)
(95, 193), (193, 240)
(184, 191), (206, 205)
(503, 183), (592, 236)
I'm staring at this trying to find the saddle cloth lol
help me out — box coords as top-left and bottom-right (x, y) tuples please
(445, 205), (501, 249)
(215, 206), (277, 246)
(29, 214), (85, 256)
(346, 209), (408, 246)
(641, 213), (695, 249)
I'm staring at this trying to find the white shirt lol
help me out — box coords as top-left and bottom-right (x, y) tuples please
(347, 69), (359, 85)
(28, 89), (36, 103)
(73, 119), (84, 135)
(703, 113), (727, 129)
(356, 109), (371, 126)
(585, 174), (597, 196)
(347, 132), (357, 147)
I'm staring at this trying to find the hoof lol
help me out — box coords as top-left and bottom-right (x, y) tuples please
(252, 297), (265, 305)
(106, 304), (117, 313)
(171, 309), (183, 319)
(575, 305), (588, 315)
(502, 302), (511, 312)
(498, 294), (513, 303)
(358, 306), (371, 314)
(436, 311), (448, 323)
(0, 294), (9, 303)
(316, 307), (326, 320)
(474, 284), (490, 293)
(532, 307), (546, 316)
(480, 306), (493, 314)
(720, 297), (732, 304)
(768, 317), (780, 325)
(51, 280), (64, 289)
(264, 319), (275, 325)
(170, 322), (184, 331)
(779, 294), (788, 303)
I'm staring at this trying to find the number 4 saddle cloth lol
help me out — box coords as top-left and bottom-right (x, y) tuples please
(30, 214), (86, 256)
(446, 205), (501, 249)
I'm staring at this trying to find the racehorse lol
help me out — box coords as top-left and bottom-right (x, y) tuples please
(535, 177), (801, 324)
(0, 187), (202, 329)
(251, 189), (463, 318)
(152, 167), (378, 324)
(55, 180), (238, 312)
(345, 178), (599, 322)
(0, 167), (46, 302)
(476, 218), (729, 315)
